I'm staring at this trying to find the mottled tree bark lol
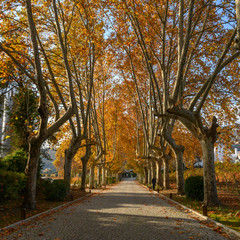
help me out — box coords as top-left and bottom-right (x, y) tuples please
(200, 136), (220, 206)
(175, 147), (185, 195)
(235, 0), (240, 49)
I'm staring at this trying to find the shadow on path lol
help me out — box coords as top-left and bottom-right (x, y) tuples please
(4, 179), (230, 240)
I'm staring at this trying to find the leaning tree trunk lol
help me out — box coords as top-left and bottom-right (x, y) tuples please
(163, 158), (170, 189)
(89, 165), (95, 189)
(24, 137), (42, 209)
(200, 136), (220, 206)
(174, 146), (185, 195)
(156, 160), (163, 187)
(144, 166), (148, 184)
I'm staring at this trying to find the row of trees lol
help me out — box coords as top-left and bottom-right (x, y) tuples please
(105, 0), (240, 206)
(0, 0), (239, 209)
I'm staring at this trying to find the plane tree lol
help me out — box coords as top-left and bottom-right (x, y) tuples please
(107, 0), (240, 205)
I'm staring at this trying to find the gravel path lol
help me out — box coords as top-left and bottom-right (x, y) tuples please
(2, 178), (237, 240)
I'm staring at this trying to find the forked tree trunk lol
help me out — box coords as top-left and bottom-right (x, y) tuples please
(97, 166), (101, 187)
(163, 158), (170, 189)
(24, 137), (42, 209)
(200, 136), (220, 206)
(156, 160), (163, 187)
(89, 165), (95, 189)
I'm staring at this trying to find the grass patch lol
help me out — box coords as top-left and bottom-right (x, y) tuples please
(159, 184), (240, 233)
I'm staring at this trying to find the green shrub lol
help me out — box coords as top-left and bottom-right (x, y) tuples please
(132, 172), (137, 177)
(185, 176), (204, 201)
(43, 180), (68, 201)
(0, 170), (26, 202)
(0, 158), (7, 170)
(3, 149), (28, 173)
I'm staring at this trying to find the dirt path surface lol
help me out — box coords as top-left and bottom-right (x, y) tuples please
(2, 178), (237, 240)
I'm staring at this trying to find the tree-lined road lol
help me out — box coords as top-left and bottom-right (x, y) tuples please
(3, 179), (236, 240)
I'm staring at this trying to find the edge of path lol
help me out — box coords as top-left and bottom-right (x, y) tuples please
(137, 181), (240, 240)
(0, 193), (92, 233)
(0, 181), (121, 234)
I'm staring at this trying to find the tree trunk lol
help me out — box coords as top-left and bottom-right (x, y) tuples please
(24, 137), (42, 209)
(89, 165), (95, 189)
(64, 149), (74, 194)
(139, 172), (143, 183)
(148, 161), (152, 185)
(144, 166), (148, 184)
(152, 160), (156, 178)
(80, 159), (88, 191)
(102, 165), (106, 187)
(64, 137), (82, 194)
(175, 147), (185, 195)
(163, 158), (170, 189)
(235, 0), (240, 49)
(200, 136), (220, 206)
(97, 166), (101, 187)
(156, 160), (163, 187)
